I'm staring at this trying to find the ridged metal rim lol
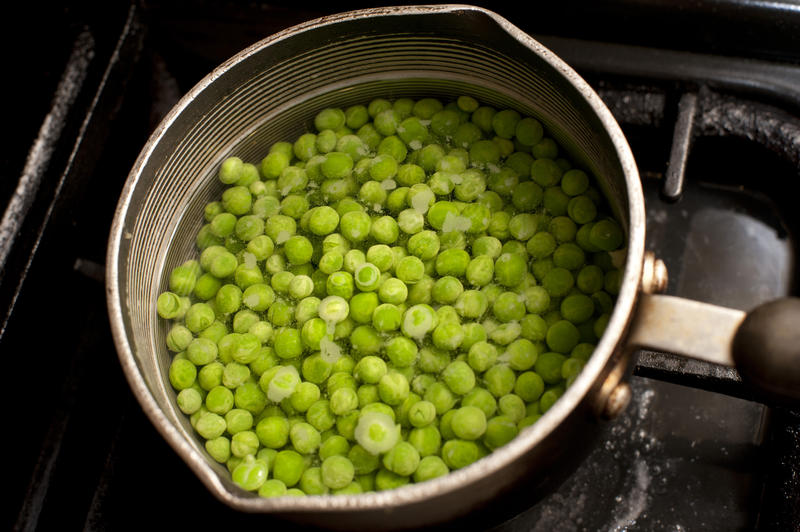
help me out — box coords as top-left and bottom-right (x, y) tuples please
(106, 3), (644, 516)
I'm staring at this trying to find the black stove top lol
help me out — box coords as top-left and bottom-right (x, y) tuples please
(3, 2), (799, 531)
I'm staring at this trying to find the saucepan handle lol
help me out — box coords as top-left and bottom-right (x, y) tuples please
(627, 293), (800, 404)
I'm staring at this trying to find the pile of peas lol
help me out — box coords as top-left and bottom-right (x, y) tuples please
(156, 95), (625, 497)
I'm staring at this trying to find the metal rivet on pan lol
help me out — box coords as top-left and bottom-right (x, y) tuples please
(601, 382), (632, 419)
(641, 251), (669, 294)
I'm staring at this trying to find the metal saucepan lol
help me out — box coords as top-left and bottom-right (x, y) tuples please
(105, 5), (800, 530)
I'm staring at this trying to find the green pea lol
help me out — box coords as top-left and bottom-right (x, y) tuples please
(494, 253), (526, 288)
(532, 137), (559, 159)
(435, 248), (470, 277)
(484, 364), (516, 398)
(590, 218), (624, 251)
(271, 449), (306, 487)
(429, 275), (461, 305)
(332, 212), (367, 245)
(169, 358), (197, 390)
(441, 439), (481, 469)
(483, 415), (519, 450)
(432, 319), (464, 350)
(232, 455), (269, 491)
(451, 406), (488, 440)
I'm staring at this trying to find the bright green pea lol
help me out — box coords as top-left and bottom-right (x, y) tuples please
(382, 441), (421, 477)
(350, 325), (383, 356)
(494, 253), (526, 288)
(410, 98), (442, 120)
(374, 468), (410, 492)
(195, 411), (226, 440)
(370, 216), (400, 244)
(451, 405), (488, 440)
(288, 421), (321, 455)
(338, 210), (371, 244)
(394, 255), (425, 285)
(346, 292), (377, 325)
(169, 261), (200, 296)
(435, 248), (470, 277)
(326, 270), (355, 299)
(466, 341), (497, 373)
(432, 276), (464, 304)
(184, 302), (215, 333)
(484, 364), (516, 398)
(492, 291), (526, 323)
(205, 435), (231, 464)
(354, 262), (381, 292)
(483, 415), (519, 450)
(344, 104), (369, 129)
(407, 230), (440, 261)
(197, 361), (224, 391)
(378, 372), (410, 406)
(453, 289), (489, 320)
(221, 186), (252, 216)
(186, 337), (218, 366)
(271, 449), (306, 487)
(364, 244), (393, 273)
(305, 205), (340, 236)
(341, 249), (366, 275)
(407, 400), (437, 428)
(273, 327), (304, 359)
(230, 430), (260, 458)
(314, 108), (346, 131)
(372, 303), (403, 332)
(232, 455), (269, 491)
(470, 236), (501, 259)
(177, 387), (203, 415)
(429, 320), (463, 351)
(169, 357), (197, 391)
(241, 283), (274, 312)
(442, 360), (476, 396)
(441, 439), (481, 470)
(520, 313), (548, 342)
(506, 338), (541, 371)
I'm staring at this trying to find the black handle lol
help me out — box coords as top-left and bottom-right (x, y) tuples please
(731, 297), (800, 405)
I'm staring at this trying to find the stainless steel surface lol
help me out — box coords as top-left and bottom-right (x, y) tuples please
(628, 294), (746, 367)
(107, 4), (645, 528)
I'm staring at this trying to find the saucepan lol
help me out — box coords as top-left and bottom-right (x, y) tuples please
(105, 4), (800, 530)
